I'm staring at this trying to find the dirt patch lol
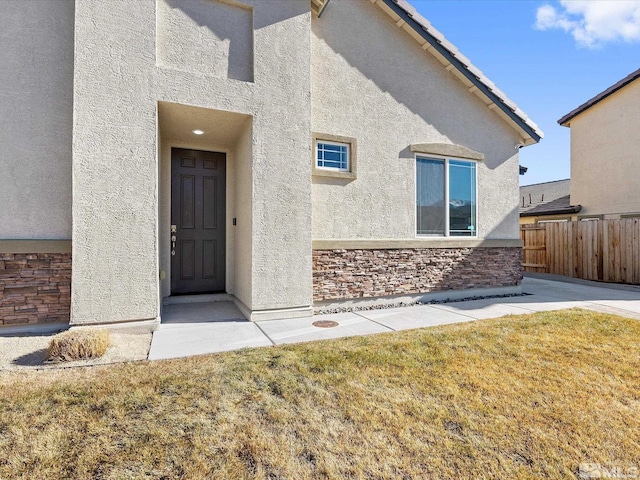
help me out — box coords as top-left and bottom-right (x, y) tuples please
(0, 328), (151, 370)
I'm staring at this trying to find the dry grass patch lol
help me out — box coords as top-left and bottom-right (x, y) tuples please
(1, 309), (640, 479)
(47, 328), (112, 362)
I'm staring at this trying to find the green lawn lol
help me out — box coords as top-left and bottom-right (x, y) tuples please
(1, 309), (639, 479)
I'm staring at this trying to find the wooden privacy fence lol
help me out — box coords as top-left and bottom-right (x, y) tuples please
(520, 219), (640, 284)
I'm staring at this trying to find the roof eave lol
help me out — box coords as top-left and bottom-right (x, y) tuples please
(379, 0), (542, 145)
(558, 67), (640, 127)
(520, 205), (582, 217)
(311, 0), (332, 17)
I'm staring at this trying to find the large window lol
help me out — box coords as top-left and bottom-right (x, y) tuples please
(416, 157), (477, 237)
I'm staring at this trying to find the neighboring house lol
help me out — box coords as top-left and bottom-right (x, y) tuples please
(519, 179), (581, 225)
(559, 68), (640, 220)
(0, 0), (542, 329)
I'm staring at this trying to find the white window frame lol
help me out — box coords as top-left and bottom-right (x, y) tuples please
(315, 140), (350, 172)
(537, 219), (569, 224)
(312, 133), (357, 180)
(415, 154), (478, 238)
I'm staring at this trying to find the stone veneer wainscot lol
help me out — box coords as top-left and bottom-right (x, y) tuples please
(0, 253), (71, 326)
(312, 247), (522, 301)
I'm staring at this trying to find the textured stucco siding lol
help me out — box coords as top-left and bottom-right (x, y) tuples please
(72, 0), (159, 324)
(243, 1), (313, 311)
(570, 79), (640, 217)
(14, 0), (528, 325)
(313, 247), (522, 301)
(311, 0), (521, 242)
(0, 0), (74, 240)
(157, 0), (253, 82)
(72, 0), (312, 324)
(234, 120), (254, 308)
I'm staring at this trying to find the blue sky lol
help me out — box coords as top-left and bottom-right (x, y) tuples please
(409, 0), (640, 186)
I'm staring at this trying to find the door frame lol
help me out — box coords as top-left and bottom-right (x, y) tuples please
(161, 144), (234, 300)
(170, 147), (226, 295)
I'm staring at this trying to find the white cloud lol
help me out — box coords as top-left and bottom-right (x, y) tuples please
(535, 1), (640, 48)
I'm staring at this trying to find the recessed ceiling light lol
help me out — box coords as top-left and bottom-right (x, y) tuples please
(192, 129), (204, 135)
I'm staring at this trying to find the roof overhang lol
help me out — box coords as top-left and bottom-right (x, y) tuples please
(370, 0), (543, 146)
(311, 0), (331, 17)
(558, 67), (640, 127)
(520, 205), (582, 217)
(312, 0), (543, 145)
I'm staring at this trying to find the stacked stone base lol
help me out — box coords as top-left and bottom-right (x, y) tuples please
(0, 253), (71, 326)
(312, 247), (522, 301)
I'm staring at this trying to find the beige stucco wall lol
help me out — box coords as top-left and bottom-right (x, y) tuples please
(157, 0), (253, 82)
(569, 79), (640, 217)
(311, 0), (522, 242)
(0, 0), (74, 240)
(71, 0), (312, 324)
(247, 4), (312, 312)
(4, 0), (527, 325)
(157, 103), (253, 310)
(233, 119), (254, 309)
(71, 0), (159, 324)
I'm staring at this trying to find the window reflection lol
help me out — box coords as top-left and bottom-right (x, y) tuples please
(416, 157), (477, 237)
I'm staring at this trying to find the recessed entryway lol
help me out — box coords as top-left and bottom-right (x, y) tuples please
(158, 101), (253, 314)
(161, 301), (246, 324)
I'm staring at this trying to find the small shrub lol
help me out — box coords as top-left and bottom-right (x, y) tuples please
(47, 328), (112, 362)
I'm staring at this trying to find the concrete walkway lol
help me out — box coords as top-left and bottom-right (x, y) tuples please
(148, 276), (640, 360)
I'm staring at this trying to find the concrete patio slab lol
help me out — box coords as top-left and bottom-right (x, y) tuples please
(579, 302), (640, 320)
(358, 304), (476, 330)
(525, 272), (640, 294)
(498, 295), (584, 312)
(257, 312), (392, 345)
(592, 299), (640, 311)
(148, 320), (271, 360)
(522, 278), (640, 302)
(161, 301), (245, 324)
(427, 299), (534, 320)
(504, 300), (583, 312)
(147, 276), (640, 361)
(520, 277), (640, 318)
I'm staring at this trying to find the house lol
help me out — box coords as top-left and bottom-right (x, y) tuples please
(519, 179), (581, 225)
(559, 68), (640, 220)
(0, 0), (541, 329)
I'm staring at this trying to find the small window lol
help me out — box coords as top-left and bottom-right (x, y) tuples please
(416, 156), (477, 237)
(316, 141), (349, 171)
(537, 219), (569, 224)
(312, 133), (357, 180)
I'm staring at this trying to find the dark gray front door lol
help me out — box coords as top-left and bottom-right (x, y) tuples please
(171, 148), (226, 294)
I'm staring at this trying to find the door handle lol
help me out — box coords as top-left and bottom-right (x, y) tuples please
(171, 225), (177, 256)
